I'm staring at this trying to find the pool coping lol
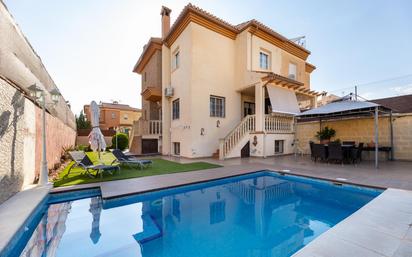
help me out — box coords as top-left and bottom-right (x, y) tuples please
(0, 184), (51, 256)
(2, 164), (411, 256)
(292, 188), (412, 257)
(50, 164), (386, 199)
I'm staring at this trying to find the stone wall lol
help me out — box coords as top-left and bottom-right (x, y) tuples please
(296, 114), (412, 161)
(0, 79), (76, 204)
(0, 2), (76, 204)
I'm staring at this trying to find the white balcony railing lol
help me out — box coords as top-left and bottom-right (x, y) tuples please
(132, 119), (162, 136)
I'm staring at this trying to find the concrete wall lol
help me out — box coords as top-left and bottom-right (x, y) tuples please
(296, 115), (412, 161)
(0, 78), (76, 203)
(0, 2), (76, 204)
(0, 2), (75, 129)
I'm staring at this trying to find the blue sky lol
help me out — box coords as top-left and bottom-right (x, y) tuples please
(4, 0), (412, 114)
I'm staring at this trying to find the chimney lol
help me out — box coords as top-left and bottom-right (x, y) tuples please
(160, 6), (172, 39)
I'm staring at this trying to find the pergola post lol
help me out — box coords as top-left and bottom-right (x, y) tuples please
(255, 83), (264, 132)
(390, 110), (394, 160)
(374, 106), (379, 169)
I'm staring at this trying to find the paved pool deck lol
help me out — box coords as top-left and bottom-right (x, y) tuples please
(3, 155), (412, 256)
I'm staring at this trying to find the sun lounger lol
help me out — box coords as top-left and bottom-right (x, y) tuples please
(111, 149), (153, 169)
(67, 151), (120, 178)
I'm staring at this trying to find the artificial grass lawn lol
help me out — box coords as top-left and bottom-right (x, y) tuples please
(53, 151), (221, 187)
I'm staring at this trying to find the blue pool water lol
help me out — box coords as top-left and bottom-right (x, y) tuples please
(15, 172), (381, 257)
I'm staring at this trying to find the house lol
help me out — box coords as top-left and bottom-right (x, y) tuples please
(84, 102), (141, 135)
(131, 4), (320, 158)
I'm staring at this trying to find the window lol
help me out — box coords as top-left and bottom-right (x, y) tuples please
(288, 63), (297, 80)
(111, 113), (116, 119)
(173, 142), (180, 155)
(259, 52), (269, 70)
(172, 99), (180, 120)
(124, 114), (128, 120)
(275, 140), (284, 154)
(172, 50), (180, 70)
(210, 96), (225, 117)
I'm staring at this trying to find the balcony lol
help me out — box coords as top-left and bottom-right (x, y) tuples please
(132, 119), (162, 136)
(141, 87), (162, 102)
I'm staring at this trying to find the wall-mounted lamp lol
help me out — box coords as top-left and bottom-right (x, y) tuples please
(252, 135), (258, 146)
(200, 128), (205, 136)
(216, 120), (221, 128)
(49, 88), (61, 104)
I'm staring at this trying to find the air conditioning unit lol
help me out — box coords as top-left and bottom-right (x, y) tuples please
(164, 87), (174, 97)
(288, 74), (296, 80)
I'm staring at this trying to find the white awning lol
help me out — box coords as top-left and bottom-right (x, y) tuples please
(267, 85), (300, 115)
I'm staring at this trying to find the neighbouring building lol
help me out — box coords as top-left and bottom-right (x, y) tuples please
(84, 102), (142, 135)
(0, 1), (76, 203)
(131, 4), (320, 158)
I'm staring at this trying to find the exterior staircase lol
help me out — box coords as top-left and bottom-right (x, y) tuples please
(218, 114), (294, 160)
(219, 115), (256, 159)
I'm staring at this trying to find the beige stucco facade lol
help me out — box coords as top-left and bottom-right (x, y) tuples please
(133, 4), (318, 158)
(159, 6), (317, 158)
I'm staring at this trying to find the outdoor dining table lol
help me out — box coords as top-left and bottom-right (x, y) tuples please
(323, 144), (357, 162)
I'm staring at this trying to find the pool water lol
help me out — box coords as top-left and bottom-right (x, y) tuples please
(16, 172), (381, 257)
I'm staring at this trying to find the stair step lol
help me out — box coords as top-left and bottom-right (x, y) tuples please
(212, 149), (219, 159)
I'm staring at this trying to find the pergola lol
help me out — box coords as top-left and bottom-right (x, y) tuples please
(297, 100), (393, 168)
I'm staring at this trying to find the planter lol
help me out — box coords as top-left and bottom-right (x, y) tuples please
(320, 139), (330, 144)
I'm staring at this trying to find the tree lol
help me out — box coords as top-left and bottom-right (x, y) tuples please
(76, 110), (91, 129)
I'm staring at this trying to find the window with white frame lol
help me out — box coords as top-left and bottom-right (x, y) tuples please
(172, 50), (180, 70)
(210, 95), (225, 117)
(173, 142), (180, 155)
(259, 51), (269, 70)
(172, 99), (180, 120)
(275, 140), (284, 154)
(288, 63), (297, 80)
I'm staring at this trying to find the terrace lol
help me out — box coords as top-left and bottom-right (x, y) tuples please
(3, 155), (412, 257)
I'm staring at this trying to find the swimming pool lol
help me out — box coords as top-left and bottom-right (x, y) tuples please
(12, 171), (381, 257)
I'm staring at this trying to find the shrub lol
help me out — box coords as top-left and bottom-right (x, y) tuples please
(112, 133), (129, 150)
(315, 126), (336, 141)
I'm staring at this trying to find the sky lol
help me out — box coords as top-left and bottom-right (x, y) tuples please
(4, 0), (412, 115)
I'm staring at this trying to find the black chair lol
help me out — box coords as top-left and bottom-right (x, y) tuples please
(67, 151), (119, 178)
(342, 141), (356, 146)
(351, 142), (364, 163)
(309, 141), (315, 160)
(111, 149), (153, 169)
(313, 144), (327, 162)
(328, 142), (343, 164)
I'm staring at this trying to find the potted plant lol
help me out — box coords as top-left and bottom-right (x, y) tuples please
(315, 126), (336, 144)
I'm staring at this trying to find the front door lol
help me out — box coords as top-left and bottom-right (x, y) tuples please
(241, 141), (250, 158)
(142, 139), (158, 154)
(243, 102), (255, 117)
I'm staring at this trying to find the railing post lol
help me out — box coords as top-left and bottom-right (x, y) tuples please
(219, 139), (225, 160)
